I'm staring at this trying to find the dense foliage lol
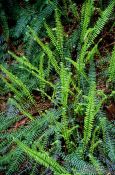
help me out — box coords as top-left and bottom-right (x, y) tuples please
(0, 0), (115, 175)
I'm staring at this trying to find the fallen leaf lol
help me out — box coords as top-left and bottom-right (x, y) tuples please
(106, 103), (115, 120)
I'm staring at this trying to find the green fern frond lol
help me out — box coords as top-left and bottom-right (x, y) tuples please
(55, 8), (64, 57)
(65, 153), (97, 175)
(0, 152), (12, 166)
(0, 75), (23, 102)
(7, 148), (26, 175)
(60, 63), (72, 151)
(60, 63), (71, 108)
(83, 82), (96, 147)
(105, 133), (115, 163)
(65, 28), (79, 53)
(100, 117), (115, 162)
(90, 126), (101, 154)
(86, 44), (98, 62)
(62, 0), (68, 14)
(45, 8), (64, 58)
(13, 10), (31, 38)
(89, 154), (106, 175)
(28, 26), (60, 74)
(65, 57), (89, 82)
(38, 52), (46, 96)
(0, 64), (34, 104)
(16, 140), (69, 175)
(69, 0), (79, 19)
(0, 112), (19, 131)
(108, 46), (115, 82)
(45, 22), (57, 48)
(8, 98), (34, 120)
(0, 7), (9, 41)
(88, 0), (115, 48)
(80, 0), (94, 43)
(8, 51), (54, 88)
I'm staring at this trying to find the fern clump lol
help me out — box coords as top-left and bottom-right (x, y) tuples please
(0, 0), (115, 174)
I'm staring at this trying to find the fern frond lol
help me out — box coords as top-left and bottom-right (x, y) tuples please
(28, 26), (60, 74)
(65, 153), (97, 175)
(0, 150), (14, 167)
(0, 75), (23, 102)
(8, 51), (54, 88)
(65, 28), (79, 53)
(0, 111), (19, 131)
(86, 44), (98, 62)
(83, 82), (96, 147)
(0, 7), (9, 41)
(105, 132), (115, 163)
(55, 8), (64, 57)
(88, 0), (115, 48)
(89, 126), (101, 154)
(38, 52), (46, 96)
(60, 63), (71, 108)
(60, 63), (73, 151)
(100, 117), (115, 162)
(16, 140), (69, 175)
(45, 6), (77, 62)
(45, 22), (57, 48)
(69, 0), (79, 19)
(0, 64), (34, 104)
(62, 0), (68, 14)
(13, 10), (31, 38)
(65, 57), (88, 82)
(80, 0), (94, 43)
(7, 148), (26, 175)
(108, 46), (115, 82)
(89, 154), (106, 175)
(9, 98), (34, 120)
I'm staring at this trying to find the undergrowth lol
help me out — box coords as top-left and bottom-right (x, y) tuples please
(0, 0), (115, 175)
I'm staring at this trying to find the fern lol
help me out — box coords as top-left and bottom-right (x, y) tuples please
(7, 148), (26, 175)
(108, 46), (115, 82)
(60, 63), (71, 108)
(89, 154), (106, 175)
(16, 140), (69, 175)
(88, 0), (115, 48)
(83, 59), (106, 149)
(83, 82), (96, 148)
(60, 63), (72, 150)
(0, 108), (63, 174)
(45, 22), (57, 49)
(69, 0), (79, 19)
(80, 0), (94, 43)
(65, 152), (98, 175)
(0, 75), (23, 102)
(9, 98), (34, 120)
(65, 57), (88, 82)
(100, 117), (115, 163)
(28, 26), (60, 74)
(8, 51), (54, 88)
(38, 52), (46, 96)
(55, 9), (64, 58)
(0, 1), (114, 174)
(89, 126), (101, 155)
(86, 44), (98, 63)
(45, 9), (64, 58)
(0, 64), (34, 104)
(0, 6), (9, 41)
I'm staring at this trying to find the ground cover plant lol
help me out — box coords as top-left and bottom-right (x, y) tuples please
(0, 0), (115, 175)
